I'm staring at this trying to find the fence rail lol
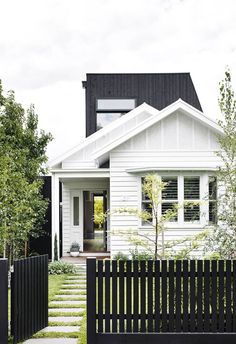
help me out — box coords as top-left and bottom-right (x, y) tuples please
(87, 258), (236, 344)
(11, 255), (48, 343)
(0, 259), (8, 344)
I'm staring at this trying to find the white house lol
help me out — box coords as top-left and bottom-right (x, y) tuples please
(50, 86), (223, 258)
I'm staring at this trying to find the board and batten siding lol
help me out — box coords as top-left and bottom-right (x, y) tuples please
(109, 111), (222, 256)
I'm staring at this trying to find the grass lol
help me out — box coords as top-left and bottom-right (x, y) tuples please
(77, 314), (86, 344)
(49, 274), (68, 301)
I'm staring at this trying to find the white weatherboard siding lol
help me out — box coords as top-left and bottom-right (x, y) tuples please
(109, 111), (222, 256)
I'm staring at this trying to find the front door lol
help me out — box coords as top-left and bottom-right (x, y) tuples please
(83, 191), (107, 252)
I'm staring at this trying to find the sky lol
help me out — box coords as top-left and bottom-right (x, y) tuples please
(1, 0), (236, 161)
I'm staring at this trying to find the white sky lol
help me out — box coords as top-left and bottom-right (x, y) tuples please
(1, 0), (236, 161)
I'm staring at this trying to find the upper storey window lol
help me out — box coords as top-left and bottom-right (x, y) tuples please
(96, 98), (136, 130)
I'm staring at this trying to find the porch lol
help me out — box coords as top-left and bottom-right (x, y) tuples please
(51, 170), (110, 259)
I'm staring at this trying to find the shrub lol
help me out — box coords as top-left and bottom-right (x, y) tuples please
(48, 260), (77, 275)
(130, 247), (153, 260)
(113, 251), (129, 260)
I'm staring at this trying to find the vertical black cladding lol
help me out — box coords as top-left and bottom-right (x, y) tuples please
(83, 73), (202, 137)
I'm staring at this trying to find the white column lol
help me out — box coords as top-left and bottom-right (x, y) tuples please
(51, 173), (60, 261)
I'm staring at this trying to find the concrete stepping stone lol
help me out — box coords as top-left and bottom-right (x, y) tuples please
(58, 289), (85, 293)
(50, 300), (86, 305)
(40, 325), (80, 333)
(49, 316), (83, 323)
(23, 339), (78, 344)
(63, 280), (86, 283)
(62, 284), (86, 288)
(49, 308), (85, 313)
(55, 294), (86, 299)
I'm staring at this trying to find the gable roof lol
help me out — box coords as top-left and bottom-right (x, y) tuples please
(50, 99), (222, 169)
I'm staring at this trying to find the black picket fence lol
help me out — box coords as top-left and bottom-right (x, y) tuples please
(87, 258), (236, 344)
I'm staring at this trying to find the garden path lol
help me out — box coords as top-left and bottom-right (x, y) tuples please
(23, 263), (86, 344)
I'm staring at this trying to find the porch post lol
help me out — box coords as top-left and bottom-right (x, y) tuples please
(51, 173), (60, 261)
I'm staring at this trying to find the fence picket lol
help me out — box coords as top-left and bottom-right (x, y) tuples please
(211, 260), (217, 332)
(112, 260), (118, 333)
(218, 260), (225, 332)
(97, 260), (104, 333)
(105, 260), (111, 332)
(140, 261), (146, 332)
(147, 260), (153, 332)
(190, 260), (196, 332)
(182, 260), (189, 332)
(226, 260), (232, 332)
(175, 260), (182, 332)
(168, 260), (174, 332)
(119, 260), (125, 332)
(133, 260), (139, 332)
(126, 260), (132, 332)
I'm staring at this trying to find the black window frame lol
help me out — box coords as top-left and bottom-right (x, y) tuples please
(96, 97), (136, 131)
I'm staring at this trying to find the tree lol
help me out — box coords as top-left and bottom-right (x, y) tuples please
(0, 80), (52, 262)
(113, 174), (207, 260)
(205, 68), (236, 258)
(93, 196), (105, 229)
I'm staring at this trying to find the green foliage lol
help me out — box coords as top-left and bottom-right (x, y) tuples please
(129, 247), (152, 260)
(0, 80), (52, 261)
(48, 260), (77, 275)
(93, 196), (105, 229)
(204, 68), (236, 259)
(70, 241), (80, 252)
(113, 251), (129, 260)
(54, 234), (58, 261)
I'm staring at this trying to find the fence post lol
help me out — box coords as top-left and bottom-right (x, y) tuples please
(0, 259), (8, 344)
(87, 257), (96, 344)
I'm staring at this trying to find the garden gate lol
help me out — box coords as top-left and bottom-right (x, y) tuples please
(87, 258), (236, 344)
(11, 255), (48, 343)
(0, 259), (8, 344)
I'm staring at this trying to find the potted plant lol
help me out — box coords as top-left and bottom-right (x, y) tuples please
(70, 242), (80, 257)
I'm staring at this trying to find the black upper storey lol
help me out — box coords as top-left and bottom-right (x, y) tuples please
(83, 73), (202, 137)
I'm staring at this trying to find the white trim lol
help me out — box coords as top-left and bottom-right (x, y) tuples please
(126, 167), (218, 173)
(51, 173), (60, 260)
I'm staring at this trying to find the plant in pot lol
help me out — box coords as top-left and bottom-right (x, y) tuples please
(70, 242), (80, 257)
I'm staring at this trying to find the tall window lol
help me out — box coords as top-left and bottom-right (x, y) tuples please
(73, 196), (80, 226)
(209, 176), (217, 224)
(161, 177), (178, 222)
(96, 98), (136, 130)
(141, 177), (152, 226)
(184, 177), (200, 222)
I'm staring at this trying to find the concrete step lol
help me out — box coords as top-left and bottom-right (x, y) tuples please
(50, 300), (86, 306)
(49, 316), (83, 323)
(39, 326), (80, 333)
(49, 308), (85, 313)
(23, 339), (78, 344)
(55, 294), (86, 299)
(58, 289), (86, 294)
